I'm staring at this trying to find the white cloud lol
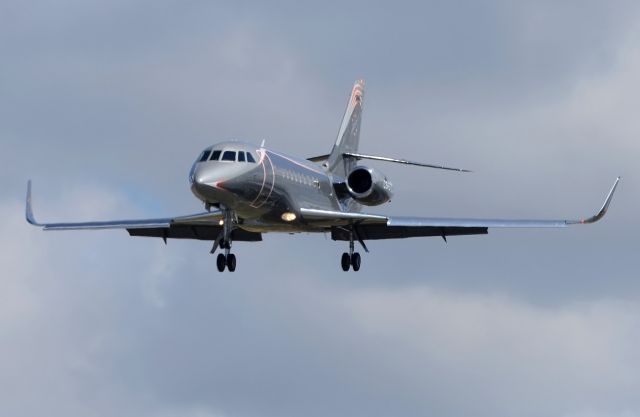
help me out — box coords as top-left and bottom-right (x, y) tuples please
(2, 1), (640, 417)
(4, 183), (640, 417)
(343, 286), (640, 416)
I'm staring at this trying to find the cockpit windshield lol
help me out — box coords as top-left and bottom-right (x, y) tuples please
(221, 151), (236, 161)
(203, 149), (258, 163)
(199, 150), (211, 162)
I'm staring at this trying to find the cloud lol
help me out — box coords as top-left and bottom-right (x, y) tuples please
(3, 183), (640, 417)
(344, 286), (640, 416)
(2, 1), (640, 416)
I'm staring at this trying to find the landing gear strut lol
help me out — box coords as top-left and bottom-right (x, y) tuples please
(341, 228), (362, 272)
(213, 208), (238, 273)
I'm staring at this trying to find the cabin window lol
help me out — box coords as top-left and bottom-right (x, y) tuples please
(246, 153), (256, 163)
(199, 150), (211, 162)
(221, 151), (236, 161)
(210, 150), (221, 161)
(238, 151), (246, 162)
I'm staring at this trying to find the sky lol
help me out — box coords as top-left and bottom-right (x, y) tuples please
(1, 1), (640, 416)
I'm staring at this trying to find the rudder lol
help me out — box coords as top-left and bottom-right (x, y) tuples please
(327, 80), (365, 177)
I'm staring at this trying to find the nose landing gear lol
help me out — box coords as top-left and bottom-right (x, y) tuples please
(212, 208), (238, 273)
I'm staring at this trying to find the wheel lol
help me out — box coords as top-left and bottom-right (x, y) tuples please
(216, 253), (226, 272)
(351, 252), (361, 271)
(226, 253), (237, 272)
(341, 252), (351, 271)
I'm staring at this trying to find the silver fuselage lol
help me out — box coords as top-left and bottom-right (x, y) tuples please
(190, 141), (357, 233)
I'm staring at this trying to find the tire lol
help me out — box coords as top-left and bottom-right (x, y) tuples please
(341, 252), (351, 271)
(227, 253), (237, 272)
(216, 253), (226, 272)
(351, 252), (361, 272)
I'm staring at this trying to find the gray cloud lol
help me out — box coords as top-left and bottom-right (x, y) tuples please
(2, 1), (640, 416)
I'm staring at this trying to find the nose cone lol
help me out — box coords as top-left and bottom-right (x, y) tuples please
(193, 165), (221, 187)
(190, 161), (253, 205)
(190, 164), (228, 202)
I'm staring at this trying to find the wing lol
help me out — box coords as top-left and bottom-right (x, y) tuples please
(25, 181), (261, 242)
(301, 177), (620, 241)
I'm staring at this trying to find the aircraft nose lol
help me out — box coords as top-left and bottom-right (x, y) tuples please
(193, 167), (223, 188)
(190, 160), (256, 205)
(190, 163), (239, 205)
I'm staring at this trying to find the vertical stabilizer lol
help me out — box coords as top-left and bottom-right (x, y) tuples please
(327, 80), (365, 177)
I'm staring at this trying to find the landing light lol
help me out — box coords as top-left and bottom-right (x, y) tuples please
(218, 219), (224, 226)
(281, 212), (297, 222)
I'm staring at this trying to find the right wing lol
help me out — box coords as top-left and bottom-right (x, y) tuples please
(301, 177), (620, 241)
(25, 181), (261, 242)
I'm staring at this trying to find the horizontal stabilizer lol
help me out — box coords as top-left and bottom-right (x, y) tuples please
(307, 154), (330, 163)
(343, 152), (471, 172)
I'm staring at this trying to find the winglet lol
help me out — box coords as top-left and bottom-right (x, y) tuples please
(572, 177), (621, 225)
(26, 180), (41, 226)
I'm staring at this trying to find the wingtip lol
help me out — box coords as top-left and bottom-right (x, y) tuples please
(605, 176), (621, 207)
(576, 176), (620, 224)
(26, 180), (39, 226)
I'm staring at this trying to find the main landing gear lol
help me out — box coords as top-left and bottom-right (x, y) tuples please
(341, 251), (361, 272)
(341, 228), (363, 272)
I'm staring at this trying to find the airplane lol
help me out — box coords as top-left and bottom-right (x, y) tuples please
(26, 80), (620, 272)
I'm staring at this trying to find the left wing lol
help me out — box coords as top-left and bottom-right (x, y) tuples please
(25, 181), (261, 242)
(301, 177), (620, 241)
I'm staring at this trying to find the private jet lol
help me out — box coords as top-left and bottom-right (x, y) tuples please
(26, 80), (620, 272)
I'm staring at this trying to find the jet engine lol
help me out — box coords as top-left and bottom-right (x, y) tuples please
(346, 166), (393, 206)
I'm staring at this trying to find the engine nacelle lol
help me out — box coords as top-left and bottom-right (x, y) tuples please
(346, 166), (393, 206)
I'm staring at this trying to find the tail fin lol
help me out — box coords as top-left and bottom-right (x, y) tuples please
(327, 80), (365, 177)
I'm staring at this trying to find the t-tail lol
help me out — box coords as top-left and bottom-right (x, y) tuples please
(327, 80), (365, 177)
(316, 80), (471, 176)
